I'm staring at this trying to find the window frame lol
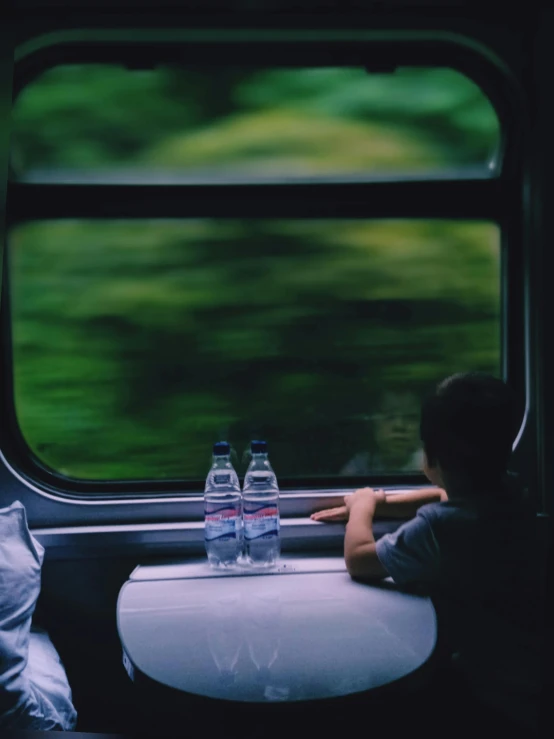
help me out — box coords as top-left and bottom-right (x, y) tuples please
(0, 29), (526, 505)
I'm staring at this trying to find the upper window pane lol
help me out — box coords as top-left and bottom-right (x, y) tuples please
(11, 65), (500, 183)
(9, 219), (500, 484)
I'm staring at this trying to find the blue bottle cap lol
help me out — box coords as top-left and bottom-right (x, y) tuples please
(251, 440), (267, 454)
(213, 441), (230, 456)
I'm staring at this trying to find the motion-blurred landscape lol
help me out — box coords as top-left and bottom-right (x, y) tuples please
(9, 65), (500, 482)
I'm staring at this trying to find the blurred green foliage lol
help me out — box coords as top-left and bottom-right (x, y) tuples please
(9, 65), (500, 482)
(11, 65), (498, 174)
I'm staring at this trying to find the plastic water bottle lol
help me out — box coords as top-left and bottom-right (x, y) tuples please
(204, 441), (242, 568)
(242, 440), (280, 567)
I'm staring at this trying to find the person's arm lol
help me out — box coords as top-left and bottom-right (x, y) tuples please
(377, 487), (448, 519)
(343, 489), (390, 580)
(310, 487), (446, 523)
(343, 488), (442, 584)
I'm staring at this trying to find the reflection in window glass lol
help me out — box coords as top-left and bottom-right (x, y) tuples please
(9, 220), (500, 482)
(11, 65), (499, 181)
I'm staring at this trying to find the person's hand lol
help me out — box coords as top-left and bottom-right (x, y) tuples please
(310, 505), (349, 523)
(311, 488), (387, 524)
(344, 487), (386, 515)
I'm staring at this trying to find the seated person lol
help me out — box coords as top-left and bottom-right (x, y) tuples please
(0, 500), (78, 731)
(340, 389), (423, 475)
(316, 373), (544, 734)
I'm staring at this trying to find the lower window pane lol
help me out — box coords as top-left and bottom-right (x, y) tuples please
(8, 219), (500, 484)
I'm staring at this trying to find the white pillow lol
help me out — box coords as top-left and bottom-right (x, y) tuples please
(0, 500), (77, 730)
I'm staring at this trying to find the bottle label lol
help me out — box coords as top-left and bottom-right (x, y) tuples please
(205, 503), (240, 542)
(243, 501), (280, 541)
(250, 475), (271, 485)
(213, 474), (232, 485)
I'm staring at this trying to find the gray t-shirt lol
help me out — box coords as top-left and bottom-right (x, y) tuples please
(375, 496), (544, 730)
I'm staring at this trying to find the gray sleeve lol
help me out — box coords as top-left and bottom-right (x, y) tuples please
(375, 510), (440, 587)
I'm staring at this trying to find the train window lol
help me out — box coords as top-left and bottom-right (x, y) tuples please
(5, 44), (511, 495)
(10, 65), (500, 183)
(8, 219), (500, 484)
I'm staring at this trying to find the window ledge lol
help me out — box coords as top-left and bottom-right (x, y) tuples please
(31, 517), (402, 561)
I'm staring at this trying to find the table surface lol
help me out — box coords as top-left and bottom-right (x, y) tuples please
(117, 555), (437, 703)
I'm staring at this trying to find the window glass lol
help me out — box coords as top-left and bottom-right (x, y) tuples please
(9, 219), (500, 482)
(11, 65), (500, 182)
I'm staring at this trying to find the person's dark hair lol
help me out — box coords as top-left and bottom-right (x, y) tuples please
(420, 372), (519, 489)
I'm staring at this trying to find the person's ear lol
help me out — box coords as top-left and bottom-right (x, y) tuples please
(422, 450), (431, 476)
(423, 450), (442, 486)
